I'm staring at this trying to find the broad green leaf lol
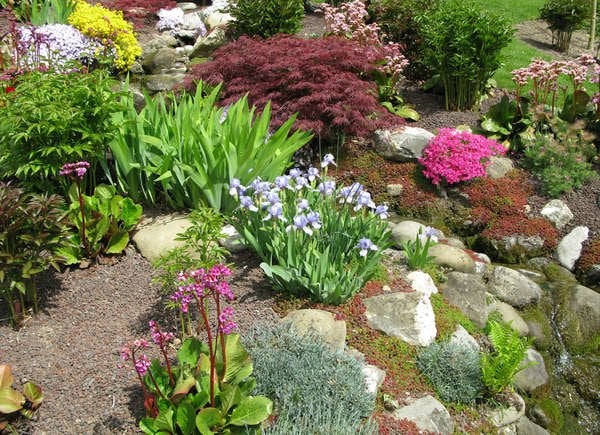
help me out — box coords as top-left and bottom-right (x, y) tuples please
(139, 417), (159, 435)
(171, 375), (196, 403)
(120, 197), (143, 229)
(195, 407), (223, 435)
(219, 334), (253, 384)
(0, 366), (14, 390)
(177, 337), (207, 366)
(0, 388), (24, 414)
(154, 407), (175, 433)
(218, 384), (241, 415)
(228, 396), (273, 426)
(105, 231), (129, 254)
(176, 402), (196, 434)
(22, 381), (43, 406)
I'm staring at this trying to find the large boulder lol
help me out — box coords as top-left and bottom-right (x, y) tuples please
(556, 284), (600, 353)
(516, 416), (550, 435)
(363, 292), (436, 346)
(477, 233), (546, 264)
(142, 47), (186, 75)
(143, 73), (186, 92)
(428, 244), (476, 273)
(488, 266), (542, 308)
(556, 226), (589, 270)
(282, 309), (347, 353)
(132, 214), (192, 262)
(488, 300), (529, 336)
(441, 272), (488, 328)
(191, 27), (229, 58)
(406, 271), (438, 297)
(374, 126), (434, 162)
(540, 199), (573, 230)
(390, 220), (428, 246)
(450, 325), (480, 352)
(514, 349), (549, 393)
(392, 395), (454, 435)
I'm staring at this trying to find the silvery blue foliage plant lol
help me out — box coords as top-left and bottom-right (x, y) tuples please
(17, 24), (106, 70)
(230, 155), (392, 304)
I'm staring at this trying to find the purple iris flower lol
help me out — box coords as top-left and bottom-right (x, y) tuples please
(307, 166), (320, 182)
(239, 195), (258, 212)
(356, 238), (378, 257)
(263, 202), (286, 222)
(318, 180), (336, 196)
(321, 153), (337, 168)
(354, 191), (376, 211)
(375, 204), (389, 219)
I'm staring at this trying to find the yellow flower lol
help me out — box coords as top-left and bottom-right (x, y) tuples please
(68, 0), (141, 71)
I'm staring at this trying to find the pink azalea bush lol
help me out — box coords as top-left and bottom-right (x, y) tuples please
(419, 128), (506, 185)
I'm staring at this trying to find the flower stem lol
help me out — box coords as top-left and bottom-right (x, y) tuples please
(76, 181), (89, 257)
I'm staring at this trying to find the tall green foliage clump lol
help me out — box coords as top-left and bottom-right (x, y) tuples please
(416, 0), (513, 110)
(227, 0), (305, 38)
(540, 0), (591, 52)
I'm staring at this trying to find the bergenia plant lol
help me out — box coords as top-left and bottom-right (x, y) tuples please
(230, 154), (392, 305)
(401, 226), (441, 271)
(60, 161), (91, 256)
(121, 264), (272, 434)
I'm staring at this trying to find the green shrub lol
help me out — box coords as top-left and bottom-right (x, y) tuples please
(227, 0), (304, 38)
(417, 341), (483, 404)
(481, 320), (532, 394)
(367, 0), (440, 79)
(0, 182), (70, 325)
(540, 0), (590, 52)
(416, 0), (513, 110)
(0, 70), (121, 193)
(28, 0), (76, 25)
(521, 119), (597, 197)
(109, 81), (312, 212)
(244, 324), (376, 434)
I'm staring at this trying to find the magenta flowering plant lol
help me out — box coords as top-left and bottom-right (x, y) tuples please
(419, 128), (506, 186)
(121, 264), (272, 434)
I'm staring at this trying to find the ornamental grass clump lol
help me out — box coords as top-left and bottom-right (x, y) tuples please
(419, 128), (506, 186)
(230, 155), (392, 305)
(121, 264), (273, 434)
(416, 0), (513, 110)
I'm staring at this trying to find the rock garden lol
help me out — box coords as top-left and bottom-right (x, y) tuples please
(0, 0), (599, 433)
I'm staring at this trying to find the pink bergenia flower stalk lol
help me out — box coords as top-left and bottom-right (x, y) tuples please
(60, 161), (91, 256)
(149, 320), (175, 385)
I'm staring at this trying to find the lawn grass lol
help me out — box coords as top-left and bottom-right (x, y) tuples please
(471, 0), (545, 25)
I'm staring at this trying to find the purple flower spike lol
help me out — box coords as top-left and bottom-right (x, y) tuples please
(218, 306), (237, 335)
(59, 161), (90, 179)
(134, 354), (151, 376)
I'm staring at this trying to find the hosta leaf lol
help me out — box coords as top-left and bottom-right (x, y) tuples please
(195, 407), (223, 435)
(228, 396), (273, 426)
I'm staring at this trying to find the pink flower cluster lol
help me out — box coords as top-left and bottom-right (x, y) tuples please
(171, 264), (233, 313)
(218, 306), (237, 335)
(419, 128), (506, 185)
(59, 161), (90, 179)
(149, 320), (175, 347)
(120, 339), (150, 375)
(322, 0), (408, 78)
(512, 54), (599, 106)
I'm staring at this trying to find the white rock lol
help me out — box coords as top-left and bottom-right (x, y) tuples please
(205, 12), (235, 29)
(393, 395), (454, 435)
(450, 325), (480, 352)
(219, 224), (246, 252)
(406, 271), (438, 297)
(540, 199), (573, 230)
(132, 214), (192, 262)
(486, 156), (514, 179)
(488, 300), (530, 336)
(514, 348), (549, 393)
(362, 364), (386, 396)
(556, 226), (589, 270)
(374, 126), (434, 162)
(282, 309), (346, 353)
(428, 244), (476, 273)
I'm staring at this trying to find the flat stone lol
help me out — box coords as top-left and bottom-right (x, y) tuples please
(390, 220), (443, 246)
(516, 416), (550, 435)
(132, 214), (192, 262)
(191, 27), (228, 58)
(540, 199), (573, 230)
(565, 284), (600, 349)
(489, 392), (525, 427)
(556, 226), (589, 270)
(392, 395), (454, 435)
(514, 348), (549, 393)
(218, 224), (246, 253)
(143, 73), (186, 92)
(488, 300), (530, 336)
(488, 266), (542, 308)
(441, 272), (488, 328)
(406, 271), (438, 297)
(486, 156), (514, 179)
(450, 325), (480, 352)
(428, 244), (476, 273)
(282, 309), (346, 353)
(363, 292), (436, 346)
(362, 364), (386, 396)
(386, 183), (403, 196)
(374, 126), (434, 162)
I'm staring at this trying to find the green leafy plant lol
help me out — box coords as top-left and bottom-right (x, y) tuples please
(401, 226), (441, 270)
(479, 95), (533, 147)
(0, 364), (43, 432)
(244, 323), (376, 434)
(0, 182), (69, 325)
(59, 177), (142, 262)
(481, 320), (532, 394)
(109, 81), (312, 212)
(416, 0), (513, 110)
(230, 155), (392, 305)
(226, 0), (304, 38)
(152, 207), (230, 337)
(0, 70), (122, 193)
(121, 265), (272, 434)
(28, 0), (77, 25)
(521, 118), (597, 197)
(540, 0), (590, 52)
(417, 341), (483, 404)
